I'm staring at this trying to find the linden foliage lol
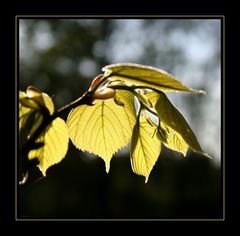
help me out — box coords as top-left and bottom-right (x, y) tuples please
(19, 63), (207, 183)
(19, 87), (69, 176)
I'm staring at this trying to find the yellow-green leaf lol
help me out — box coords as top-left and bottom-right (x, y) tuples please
(103, 63), (205, 93)
(20, 88), (54, 115)
(148, 91), (202, 153)
(132, 89), (152, 107)
(28, 117), (69, 176)
(19, 92), (43, 147)
(160, 123), (188, 156)
(41, 92), (55, 115)
(131, 114), (161, 183)
(19, 111), (43, 147)
(67, 90), (136, 173)
(19, 91), (41, 110)
(23, 86), (55, 115)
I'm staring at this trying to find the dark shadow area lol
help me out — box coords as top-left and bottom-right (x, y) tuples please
(18, 148), (222, 219)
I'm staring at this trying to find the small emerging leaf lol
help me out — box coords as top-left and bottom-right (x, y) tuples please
(67, 90), (136, 173)
(19, 91), (41, 110)
(28, 117), (69, 176)
(19, 90), (55, 147)
(19, 92), (44, 147)
(41, 93), (55, 115)
(26, 86), (55, 115)
(88, 74), (106, 92)
(103, 63), (205, 93)
(131, 114), (162, 183)
(20, 88), (55, 115)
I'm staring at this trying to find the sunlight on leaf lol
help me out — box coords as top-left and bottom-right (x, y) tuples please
(19, 90), (55, 147)
(67, 90), (136, 173)
(28, 118), (69, 176)
(19, 91), (43, 147)
(19, 91), (41, 111)
(25, 86), (55, 115)
(131, 114), (161, 183)
(103, 63), (205, 93)
(160, 123), (188, 156)
(147, 91), (202, 153)
(42, 93), (55, 115)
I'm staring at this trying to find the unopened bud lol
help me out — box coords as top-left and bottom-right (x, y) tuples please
(93, 88), (115, 100)
(26, 86), (45, 107)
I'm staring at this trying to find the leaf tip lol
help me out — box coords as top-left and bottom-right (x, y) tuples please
(38, 165), (47, 177)
(192, 89), (207, 94)
(199, 90), (207, 95)
(105, 161), (110, 173)
(203, 152), (213, 159)
(145, 176), (149, 183)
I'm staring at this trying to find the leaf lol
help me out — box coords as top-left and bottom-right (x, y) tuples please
(19, 92), (43, 147)
(148, 91), (202, 153)
(28, 117), (69, 176)
(102, 63), (205, 93)
(19, 110), (43, 147)
(67, 90), (136, 173)
(19, 90), (54, 147)
(19, 91), (41, 110)
(41, 92), (55, 115)
(132, 89), (152, 107)
(131, 114), (161, 183)
(160, 123), (188, 156)
(23, 86), (55, 115)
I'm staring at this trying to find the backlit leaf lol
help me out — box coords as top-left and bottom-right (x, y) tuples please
(103, 63), (205, 93)
(131, 114), (161, 183)
(67, 90), (136, 172)
(148, 91), (202, 153)
(19, 91), (43, 147)
(41, 92), (55, 115)
(19, 90), (55, 147)
(28, 118), (69, 176)
(19, 90), (41, 111)
(160, 123), (188, 156)
(23, 86), (55, 115)
(19, 110), (43, 148)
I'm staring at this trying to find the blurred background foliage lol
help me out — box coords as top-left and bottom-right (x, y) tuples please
(19, 18), (222, 219)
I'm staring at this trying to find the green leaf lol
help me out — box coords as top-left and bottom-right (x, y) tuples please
(19, 90), (54, 147)
(131, 114), (162, 183)
(21, 86), (55, 115)
(19, 92), (43, 147)
(19, 91), (41, 110)
(148, 91), (202, 153)
(103, 63), (205, 93)
(160, 123), (188, 156)
(67, 90), (136, 173)
(132, 89), (152, 107)
(19, 110), (43, 148)
(28, 117), (69, 176)
(41, 92), (55, 115)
